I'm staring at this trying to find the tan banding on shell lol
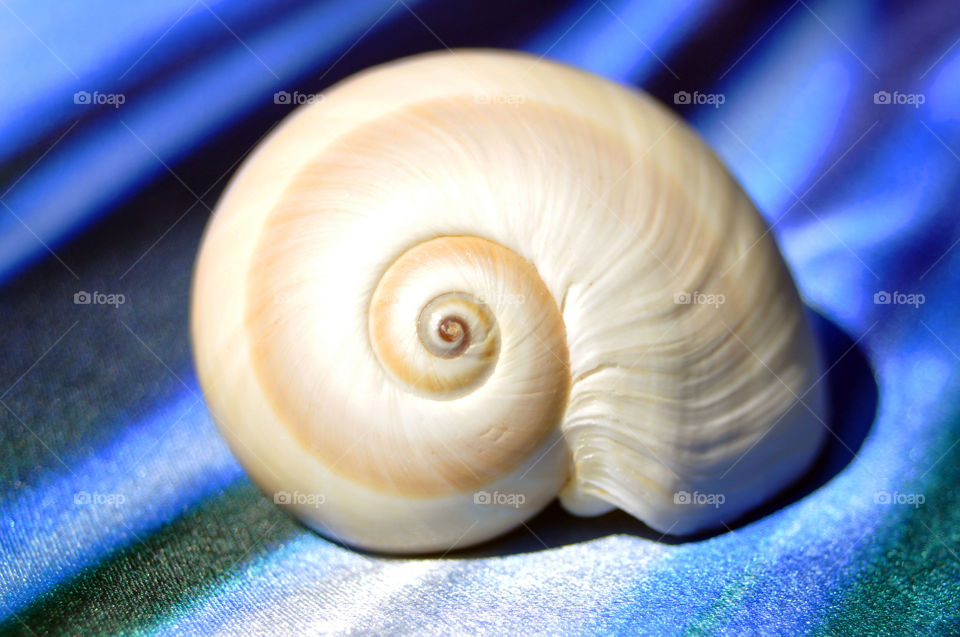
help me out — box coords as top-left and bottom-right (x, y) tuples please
(191, 49), (826, 553)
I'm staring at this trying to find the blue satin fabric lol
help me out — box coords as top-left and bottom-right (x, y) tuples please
(2, 1), (959, 634)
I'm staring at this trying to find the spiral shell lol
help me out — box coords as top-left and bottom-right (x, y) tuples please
(191, 49), (826, 553)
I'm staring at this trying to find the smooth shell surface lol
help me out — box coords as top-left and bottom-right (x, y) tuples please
(191, 49), (827, 553)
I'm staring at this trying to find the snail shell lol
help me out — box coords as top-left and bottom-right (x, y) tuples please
(191, 50), (826, 553)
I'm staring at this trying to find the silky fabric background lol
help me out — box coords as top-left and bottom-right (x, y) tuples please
(1, 0), (958, 635)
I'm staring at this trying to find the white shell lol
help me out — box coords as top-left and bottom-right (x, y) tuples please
(191, 49), (827, 553)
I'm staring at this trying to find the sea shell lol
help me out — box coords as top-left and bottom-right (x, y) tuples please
(190, 49), (827, 553)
